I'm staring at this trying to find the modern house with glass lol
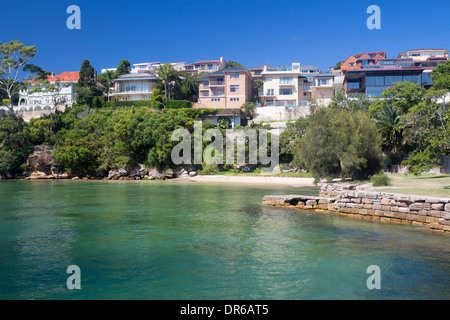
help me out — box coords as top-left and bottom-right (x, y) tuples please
(344, 61), (435, 98)
(340, 51), (386, 75)
(110, 73), (158, 101)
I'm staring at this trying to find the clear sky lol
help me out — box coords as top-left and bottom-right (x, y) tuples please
(1, 0), (449, 74)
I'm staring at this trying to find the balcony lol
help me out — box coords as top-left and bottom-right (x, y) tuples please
(209, 81), (225, 86)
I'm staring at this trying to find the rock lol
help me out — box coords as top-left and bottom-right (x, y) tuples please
(189, 171), (197, 177)
(148, 168), (166, 180)
(108, 168), (128, 180)
(164, 169), (174, 179)
(431, 203), (444, 211)
(272, 165), (281, 174)
(445, 203), (450, 212)
(72, 176), (80, 180)
(25, 145), (55, 178)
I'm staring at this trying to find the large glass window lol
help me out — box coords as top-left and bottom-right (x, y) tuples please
(280, 77), (293, 85)
(120, 82), (149, 92)
(366, 76), (384, 86)
(404, 74), (419, 84)
(347, 80), (360, 90)
(279, 88), (293, 95)
(366, 86), (388, 98)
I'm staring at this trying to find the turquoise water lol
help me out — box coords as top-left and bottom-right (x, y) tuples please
(0, 180), (449, 300)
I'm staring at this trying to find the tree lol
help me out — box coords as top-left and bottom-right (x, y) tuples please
(97, 70), (116, 101)
(293, 108), (382, 182)
(0, 41), (37, 112)
(115, 60), (131, 77)
(155, 64), (179, 105)
(329, 88), (370, 112)
(226, 61), (245, 69)
(76, 59), (102, 106)
(240, 102), (256, 119)
(374, 103), (404, 158)
(334, 61), (344, 70)
(380, 82), (426, 113)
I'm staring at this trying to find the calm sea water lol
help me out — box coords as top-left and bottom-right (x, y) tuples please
(0, 180), (449, 300)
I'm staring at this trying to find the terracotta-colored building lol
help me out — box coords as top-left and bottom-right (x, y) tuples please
(340, 51), (386, 74)
(197, 66), (255, 109)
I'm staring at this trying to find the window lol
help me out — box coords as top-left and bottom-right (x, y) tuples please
(287, 102), (295, 107)
(120, 82), (149, 93)
(366, 76), (384, 86)
(318, 79), (331, 86)
(230, 98), (240, 102)
(230, 85), (240, 92)
(201, 65), (206, 70)
(208, 64), (213, 70)
(347, 80), (360, 90)
(280, 77), (293, 85)
(211, 98), (221, 102)
(279, 88), (293, 95)
(349, 62), (356, 67)
(230, 72), (240, 79)
(266, 89), (274, 96)
(254, 70), (262, 76)
(265, 77), (272, 82)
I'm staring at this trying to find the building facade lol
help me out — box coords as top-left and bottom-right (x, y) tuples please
(15, 71), (80, 112)
(259, 63), (306, 108)
(197, 66), (255, 109)
(110, 73), (158, 101)
(340, 51), (386, 74)
(398, 48), (449, 61)
(185, 57), (227, 75)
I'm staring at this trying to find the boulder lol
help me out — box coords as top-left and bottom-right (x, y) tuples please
(189, 171), (197, 177)
(164, 168), (175, 179)
(148, 168), (166, 180)
(108, 168), (128, 180)
(25, 146), (54, 178)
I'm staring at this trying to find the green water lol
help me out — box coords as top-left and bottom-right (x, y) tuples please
(0, 180), (449, 300)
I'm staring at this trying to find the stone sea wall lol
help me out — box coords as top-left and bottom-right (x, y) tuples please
(262, 183), (450, 233)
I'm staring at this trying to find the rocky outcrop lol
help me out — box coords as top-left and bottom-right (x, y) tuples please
(24, 145), (72, 180)
(262, 183), (450, 233)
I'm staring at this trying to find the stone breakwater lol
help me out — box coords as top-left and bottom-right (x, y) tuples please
(262, 184), (450, 233)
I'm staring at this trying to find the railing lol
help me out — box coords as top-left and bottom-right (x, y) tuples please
(209, 81), (225, 86)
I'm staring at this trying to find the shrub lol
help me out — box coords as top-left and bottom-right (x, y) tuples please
(166, 100), (192, 109)
(370, 171), (391, 187)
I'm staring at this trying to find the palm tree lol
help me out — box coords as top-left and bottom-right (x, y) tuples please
(375, 103), (404, 154)
(155, 64), (179, 106)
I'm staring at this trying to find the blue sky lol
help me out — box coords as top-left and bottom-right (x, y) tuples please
(1, 0), (449, 74)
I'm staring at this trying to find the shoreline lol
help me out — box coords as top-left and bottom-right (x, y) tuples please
(2, 175), (317, 187)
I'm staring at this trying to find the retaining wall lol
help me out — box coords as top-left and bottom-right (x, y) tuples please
(262, 184), (450, 233)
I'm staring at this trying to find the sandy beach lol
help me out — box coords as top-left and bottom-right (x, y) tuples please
(175, 175), (316, 186)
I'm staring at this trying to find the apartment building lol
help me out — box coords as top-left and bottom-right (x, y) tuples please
(248, 65), (277, 79)
(340, 51), (386, 74)
(259, 63), (305, 108)
(398, 48), (449, 61)
(132, 62), (187, 73)
(197, 66), (255, 109)
(110, 73), (158, 101)
(185, 57), (227, 75)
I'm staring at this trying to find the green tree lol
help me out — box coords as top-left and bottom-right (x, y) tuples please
(293, 108), (382, 182)
(226, 61), (245, 69)
(0, 41), (37, 112)
(240, 102), (256, 119)
(76, 59), (102, 106)
(115, 60), (131, 77)
(374, 103), (404, 155)
(155, 64), (179, 105)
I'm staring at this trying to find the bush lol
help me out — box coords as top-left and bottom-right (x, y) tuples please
(166, 100), (192, 109)
(370, 171), (391, 186)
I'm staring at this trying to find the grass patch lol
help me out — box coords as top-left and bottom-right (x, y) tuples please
(370, 171), (391, 187)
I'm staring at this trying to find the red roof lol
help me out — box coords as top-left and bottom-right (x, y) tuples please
(26, 71), (80, 84)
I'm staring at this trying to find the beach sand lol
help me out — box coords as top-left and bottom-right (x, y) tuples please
(174, 175), (316, 187)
